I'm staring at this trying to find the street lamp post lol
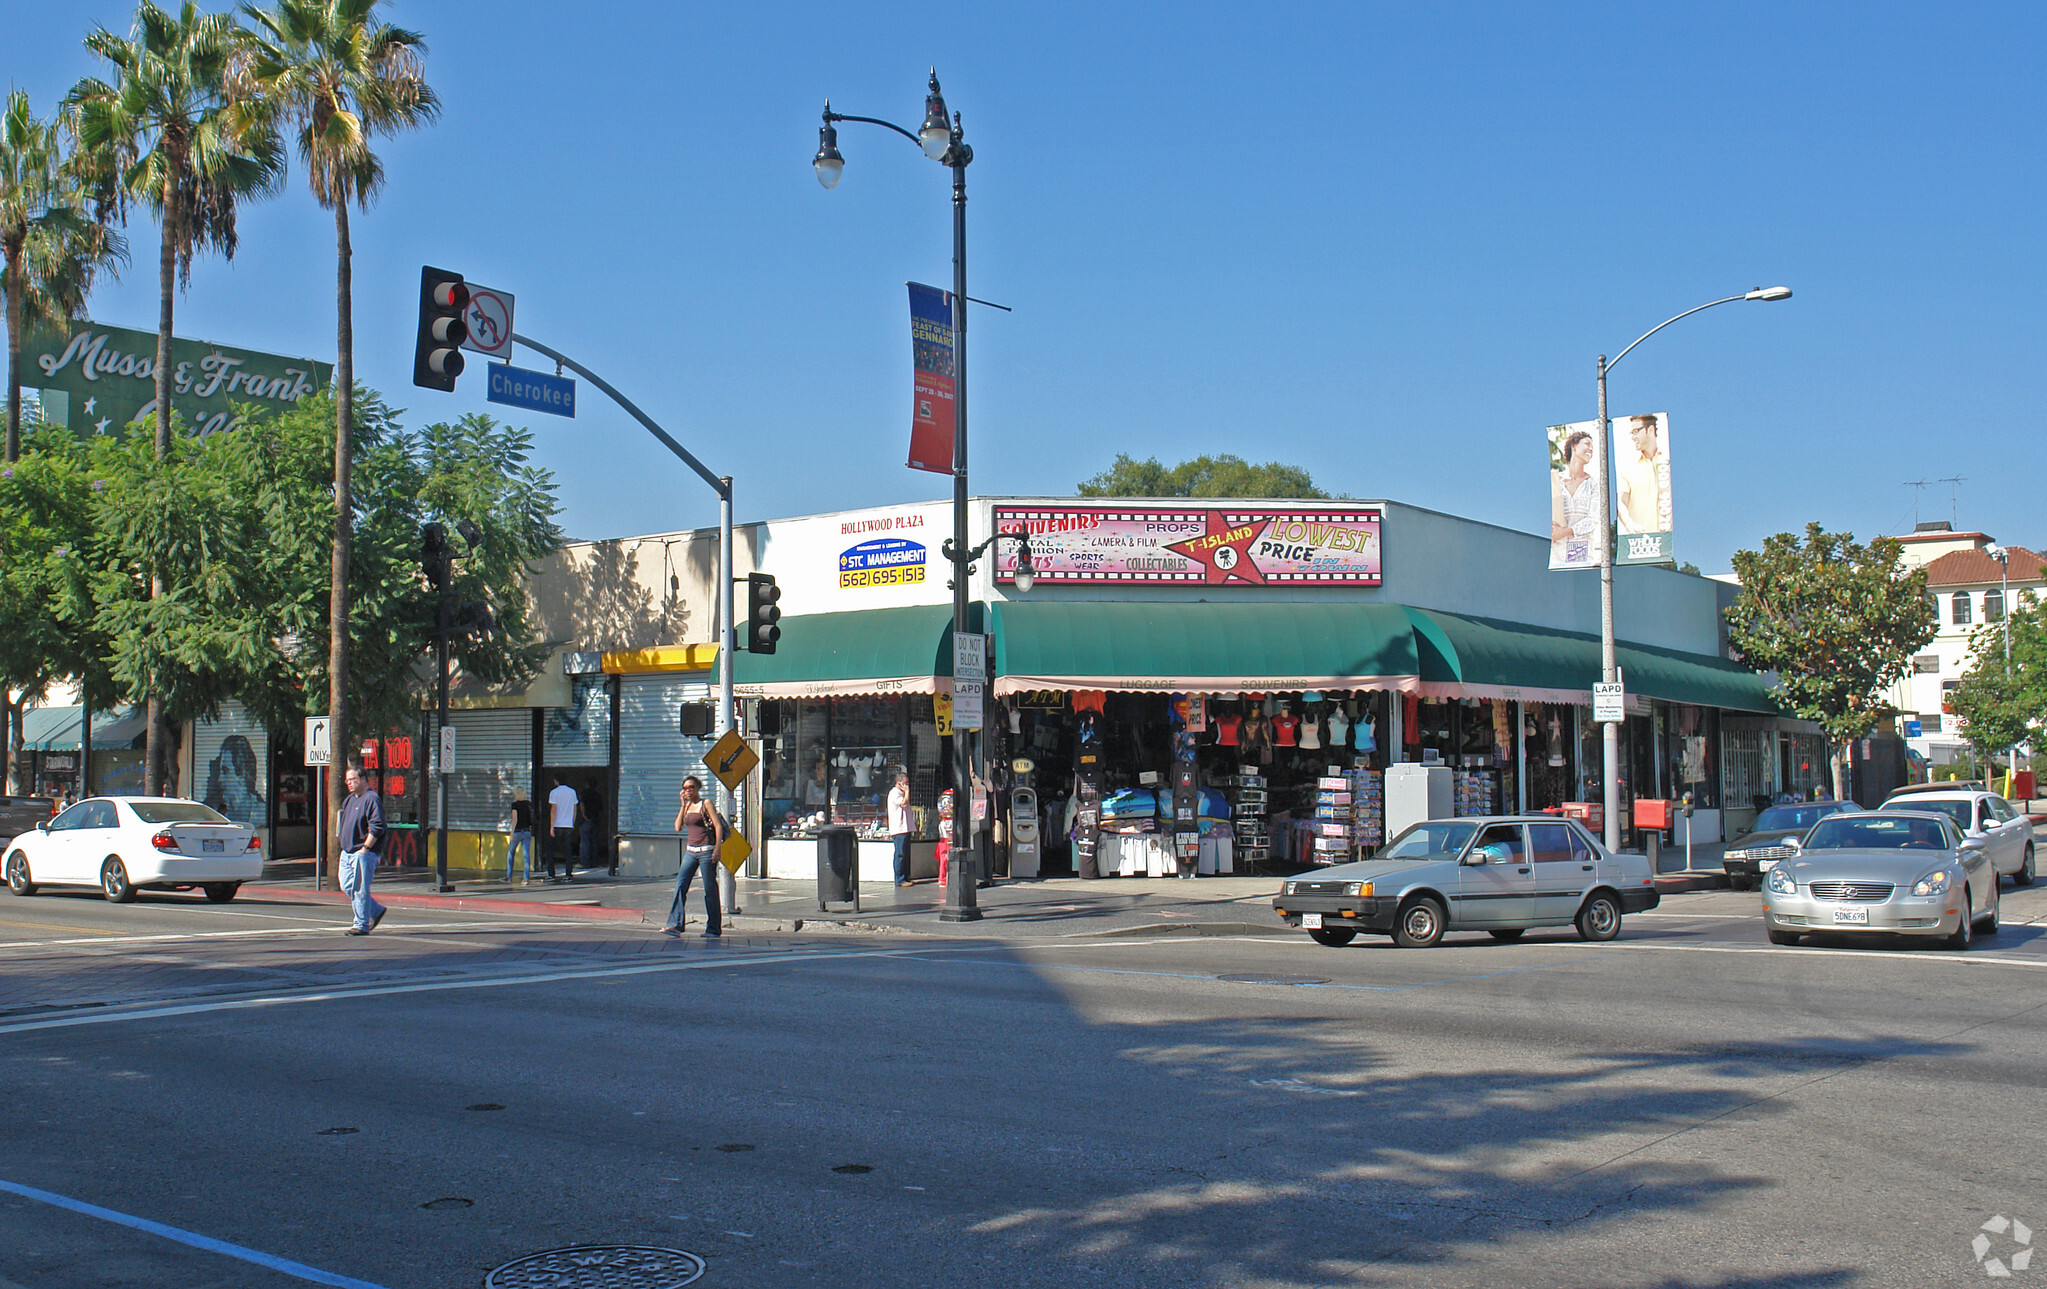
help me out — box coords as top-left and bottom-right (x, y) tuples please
(1987, 544), (2014, 790)
(816, 71), (990, 921)
(1593, 286), (1791, 852)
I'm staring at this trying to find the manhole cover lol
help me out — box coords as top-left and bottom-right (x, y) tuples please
(831, 1164), (872, 1174)
(316, 1126), (358, 1135)
(1215, 973), (1330, 986)
(485, 1245), (705, 1289)
(421, 1196), (473, 1210)
(713, 1142), (754, 1152)
(467, 1103), (505, 1112)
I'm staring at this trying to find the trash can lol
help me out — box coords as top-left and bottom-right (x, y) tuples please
(816, 824), (859, 912)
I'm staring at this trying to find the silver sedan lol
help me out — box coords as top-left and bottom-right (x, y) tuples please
(1761, 809), (1997, 949)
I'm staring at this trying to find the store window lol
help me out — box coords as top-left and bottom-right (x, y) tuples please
(761, 696), (943, 841)
(1985, 589), (2005, 622)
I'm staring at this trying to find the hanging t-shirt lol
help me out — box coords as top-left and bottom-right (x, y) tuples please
(848, 755), (876, 788)
(1297, 714), (1321, 749)
(1072, 691), (1107, 713)
(1214, 714), (1242, 746)
(1359, 716), (1378, 754)
(1271, 712), (1300, 746)
(1327, 710), (1352, 748)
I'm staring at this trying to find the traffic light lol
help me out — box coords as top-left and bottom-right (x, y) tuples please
(453, 600), (496, 637)
(420, 521), (450, 589)
(413, 266), (469, 391)
(745, 572), (782, 654)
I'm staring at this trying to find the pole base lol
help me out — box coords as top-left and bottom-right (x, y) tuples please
(433, 883), (455, 894)
(937, 906), (984, 922)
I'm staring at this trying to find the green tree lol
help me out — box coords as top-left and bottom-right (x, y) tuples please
(1077, 453), (1330, 499)
(233, 0), (437, 827)
(67, 0), (285, 791)
(1947, 593), (2045, 767)
(0, 91), (124, 464)
(1725, 523), (1937, 798)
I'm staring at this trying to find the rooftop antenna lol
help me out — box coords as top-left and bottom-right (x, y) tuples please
(1938, 476), (1965, 527)
(1903, 479), (1930, 527)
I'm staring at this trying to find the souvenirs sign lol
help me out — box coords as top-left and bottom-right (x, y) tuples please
(23, 320), (330, 439)
(990, 506), (1383, 586)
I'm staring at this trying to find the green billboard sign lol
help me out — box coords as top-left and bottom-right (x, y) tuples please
(22, 320), (331, 438)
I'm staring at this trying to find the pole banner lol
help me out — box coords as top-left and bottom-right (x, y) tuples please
(1613, 411), (1674, 565)
(1547, 418), (1602, 571)
(906, 282), (956, 475)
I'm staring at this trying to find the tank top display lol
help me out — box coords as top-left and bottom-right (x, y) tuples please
(1297, 713), (1321, 749)
(1359, 716), (1377, 753)
(1326, 709), (1352, 748)
(1214, 714), (1241, 746)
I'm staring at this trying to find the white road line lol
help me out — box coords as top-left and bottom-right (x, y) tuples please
(1615, 941), (2047, 969)
(0, 918), (574, 951)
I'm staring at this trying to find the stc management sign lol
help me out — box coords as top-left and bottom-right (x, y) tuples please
(991, 506), (1383, 586)
(839, 537), (927, 590)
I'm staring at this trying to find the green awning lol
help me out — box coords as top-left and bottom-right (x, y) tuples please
(731, 604), (974, 697)
(989, 601), (1419, 694)
(1406, 608), (1778, 712)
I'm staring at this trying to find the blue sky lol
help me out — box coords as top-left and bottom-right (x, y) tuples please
(9, 2), (2042, 569)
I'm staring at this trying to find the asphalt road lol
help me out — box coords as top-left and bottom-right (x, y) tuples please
(4, 881), (2047, 1288)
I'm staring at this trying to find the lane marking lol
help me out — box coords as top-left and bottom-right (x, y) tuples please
(0, 918), (120, 936)
(881, 947), (1611, 992)
(0, 919), (575, 951)
(0, 1175), (391, 1289)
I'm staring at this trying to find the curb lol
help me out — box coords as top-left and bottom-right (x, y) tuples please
(1653, 872), (1730, 893)
(248, 886), (653, 924)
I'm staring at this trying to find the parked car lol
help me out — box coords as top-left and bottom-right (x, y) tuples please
(1721, 799), (1864, 890)
(1761, 809), (1996, 948)
(0, 795), (57, 846)
(1272, 815), (1659, 948)
(3, 796), (261, 903)
(1878, 782), (2034, 886)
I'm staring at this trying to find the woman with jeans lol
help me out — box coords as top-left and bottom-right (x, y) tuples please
(664, 776), (723, 938)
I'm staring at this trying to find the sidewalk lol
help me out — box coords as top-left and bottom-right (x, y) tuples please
(246, 854), (1728, 940)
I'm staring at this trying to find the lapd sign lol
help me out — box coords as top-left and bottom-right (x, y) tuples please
(23, 320), (330, 438)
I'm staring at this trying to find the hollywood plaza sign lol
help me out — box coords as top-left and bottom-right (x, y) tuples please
(24, 321), (331, 438)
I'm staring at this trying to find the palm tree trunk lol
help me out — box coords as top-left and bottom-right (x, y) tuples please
(327, 200), (353, 852)
(5, 257), (22, 463)
(145, 176), (178, 797)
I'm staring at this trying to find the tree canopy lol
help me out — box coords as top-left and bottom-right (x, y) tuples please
(1724, 523), (1936, 795)
(1077, 453), (1329, 499)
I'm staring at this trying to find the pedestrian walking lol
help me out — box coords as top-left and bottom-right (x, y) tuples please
(664, 776), (723, 938)
(506, 793), (535, 883)
(888, 767), (913, 887)
(546, 775), (581, 882)
(337, 760), (389, 936)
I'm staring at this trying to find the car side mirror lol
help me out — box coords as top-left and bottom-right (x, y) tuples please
(35, 820), (48, 832)
(1464, 843), (1509, 866)
(1960, 836), (1987, 851)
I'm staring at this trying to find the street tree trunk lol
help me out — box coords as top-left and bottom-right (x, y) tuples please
(144, 175), (177, 797)
(326, 200), (353, 857)
(6, 254), (22, 462)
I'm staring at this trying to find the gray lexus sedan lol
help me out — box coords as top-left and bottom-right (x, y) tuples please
(1272, 815), (1659, 948)
(1761, 809), (1998, 948)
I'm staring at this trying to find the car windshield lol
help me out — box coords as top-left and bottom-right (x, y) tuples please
(127, 801), (232, 825)
(1379, 821), (1478, 859)
(1753, 804), (1837, 832)
(1805, 816), (1950, 851)
(1884, 798), (1970, 830)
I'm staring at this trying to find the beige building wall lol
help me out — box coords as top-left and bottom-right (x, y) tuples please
(525, 523), (766, 654)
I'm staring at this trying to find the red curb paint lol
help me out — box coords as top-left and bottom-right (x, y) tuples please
(248, 886), (651, 924)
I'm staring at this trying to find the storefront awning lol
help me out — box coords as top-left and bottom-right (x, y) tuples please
(1405, 608), (1779, 712)
(988, 601), (1420, 695)
(17, 706), (147, 750)
(732, 604), (969, 698)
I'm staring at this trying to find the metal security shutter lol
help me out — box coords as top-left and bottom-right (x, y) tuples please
(443, 709), (531, 829)
(191, 699), (270, 828)
(618, 675), (713, 834)
(543, 674), (612, 766)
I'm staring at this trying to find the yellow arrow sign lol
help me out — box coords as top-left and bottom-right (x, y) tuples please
(708, 728), (759, 794)
(719, 830), (752, 875)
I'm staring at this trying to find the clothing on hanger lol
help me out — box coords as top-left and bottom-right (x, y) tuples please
(1297, 711), (1322, 749)
(1271, 709), (1300, 747)
(1214, 713), (1242, 746)
(1327, 708), (1353, 749)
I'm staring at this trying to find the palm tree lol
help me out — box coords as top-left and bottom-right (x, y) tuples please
(0, 91), (123, 464)
(67, 0), (284, 794)
(234, 0), (437, 829)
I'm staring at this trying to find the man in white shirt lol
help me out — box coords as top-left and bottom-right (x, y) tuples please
(546, 775), (581, 883)
(1616, 414), (1669, 537)
(888, 767), (914, 887)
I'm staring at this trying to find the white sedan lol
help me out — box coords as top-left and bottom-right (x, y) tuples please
(3, 796), (262, 903)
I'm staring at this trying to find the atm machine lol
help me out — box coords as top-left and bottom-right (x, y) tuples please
(1009, 786), (1041, 878)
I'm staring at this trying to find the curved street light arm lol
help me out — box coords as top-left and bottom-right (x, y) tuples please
(823, 109), (924, 147)
(1606, 294), (1750, 373)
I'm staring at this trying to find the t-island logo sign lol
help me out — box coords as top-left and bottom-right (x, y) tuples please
(992, 505), (1383, 586)
(839, 537), (927, 589)
(1975, 1215), (2034, 1277)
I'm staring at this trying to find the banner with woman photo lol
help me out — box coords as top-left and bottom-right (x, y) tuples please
(1547, 419), (1602, 571)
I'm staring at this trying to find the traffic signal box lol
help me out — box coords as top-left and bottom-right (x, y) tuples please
(413, 266), (469, 391)
(746, 573), (782, 654)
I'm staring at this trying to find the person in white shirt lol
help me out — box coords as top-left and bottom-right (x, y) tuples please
(1616, 415), (1670, 537)
(888, 767), (914, 887)
(546, 775), (581, 882)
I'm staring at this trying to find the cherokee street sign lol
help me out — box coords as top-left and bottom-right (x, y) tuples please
(486, 362), (576, 418)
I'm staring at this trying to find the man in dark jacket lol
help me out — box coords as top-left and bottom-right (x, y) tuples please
(338, 760), (389, 935)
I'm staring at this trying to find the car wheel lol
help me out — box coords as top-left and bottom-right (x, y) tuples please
(1944, 890), (1973, 950)
(1488, 928), (1526, 942)
(1767, 929), (1802, 946)
(1576, 891), (1622, 942)
(5, 852), (35, 897)
(100, 857), (136, 904)
(1307, 927), (1358, 947)
(1391, 897), (1446, 948)
(2018, 845), (2036, 888)
(202, 882), (241, 904)
(1981, 884), (2000, 935)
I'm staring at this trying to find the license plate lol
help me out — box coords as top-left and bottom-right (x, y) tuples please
(1831, 907), (1868, 925)
(1301, 913), (1324, 929)
(201, 839), (224, 853)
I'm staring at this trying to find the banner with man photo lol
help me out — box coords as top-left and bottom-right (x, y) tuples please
(1613, 411), (1673, 565)
(1547, 419), (1602, 571)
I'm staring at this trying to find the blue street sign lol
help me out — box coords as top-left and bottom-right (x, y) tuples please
(486, 362), (575, 418)
(1905, 719), (1922, 737)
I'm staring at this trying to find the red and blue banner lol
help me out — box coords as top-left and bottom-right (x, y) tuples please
(907, 283), (955, 475)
